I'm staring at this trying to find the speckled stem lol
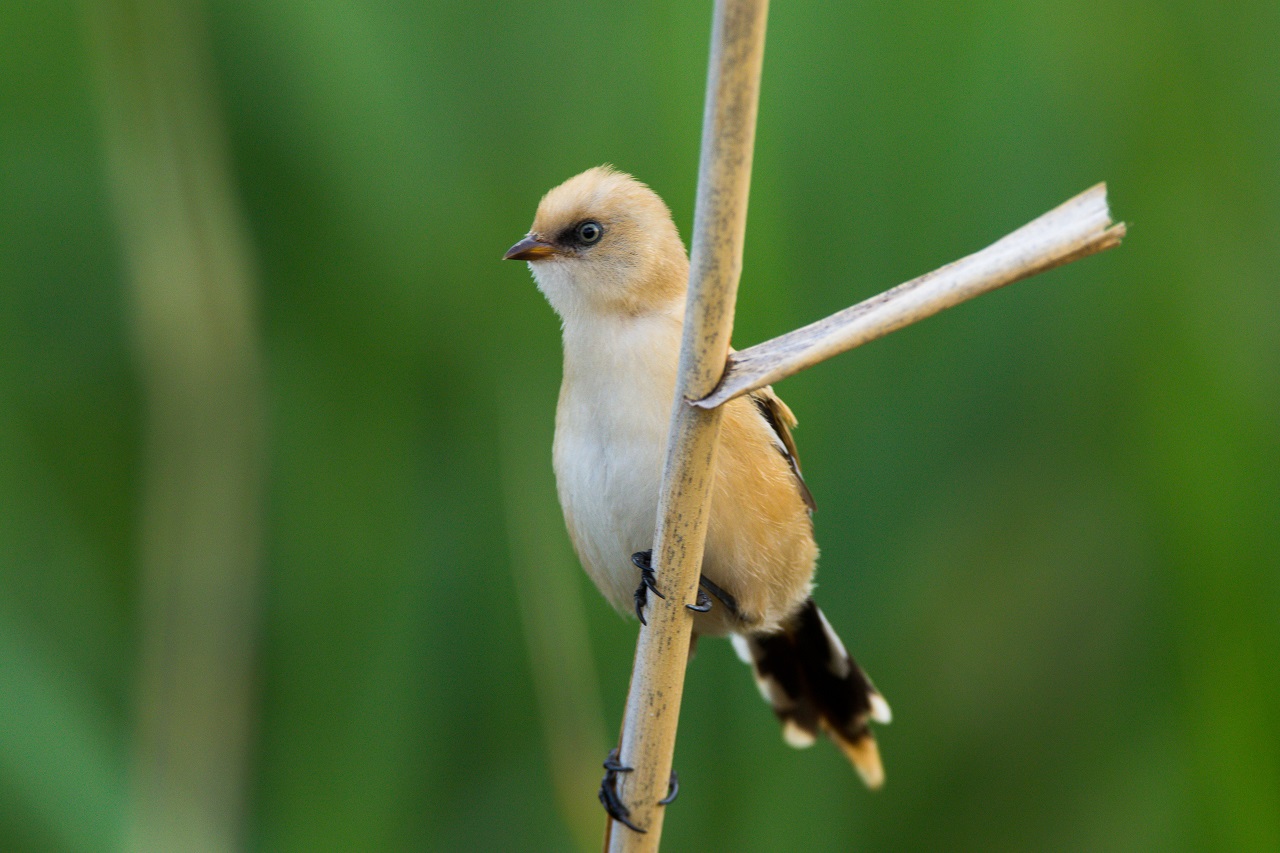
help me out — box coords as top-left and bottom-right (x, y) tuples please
(605, 1), (768, 850)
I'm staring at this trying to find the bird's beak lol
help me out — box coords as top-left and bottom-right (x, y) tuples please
(503, 235), (556, 261)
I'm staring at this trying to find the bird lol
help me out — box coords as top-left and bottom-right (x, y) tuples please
(504, 165), (891, 807)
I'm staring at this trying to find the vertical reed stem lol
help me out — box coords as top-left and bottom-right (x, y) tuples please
(605, 1), (768, 849)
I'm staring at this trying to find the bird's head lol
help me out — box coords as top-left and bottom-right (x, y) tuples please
(505, 166), (688, 321)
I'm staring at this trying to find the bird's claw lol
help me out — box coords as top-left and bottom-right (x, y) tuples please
(599, 748), (645, 833)
(698, 575), (740, 618)
(686, 589), (712, 613)
(631, 550), (665, 626)
(658, 770), (679, 805)
(598, 748), (680, 833)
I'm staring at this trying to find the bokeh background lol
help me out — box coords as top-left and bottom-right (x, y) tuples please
(3, 1), (1277, 850)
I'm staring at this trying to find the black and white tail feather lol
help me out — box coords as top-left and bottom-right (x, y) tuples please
(732, 598), (891, 788)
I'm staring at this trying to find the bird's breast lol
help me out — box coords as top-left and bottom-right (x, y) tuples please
(552, 314), (680, 612)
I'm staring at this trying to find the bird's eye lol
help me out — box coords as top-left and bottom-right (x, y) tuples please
(574, 220), (603, 245)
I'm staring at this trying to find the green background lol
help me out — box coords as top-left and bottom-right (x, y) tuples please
(3, 1), (1277, 850)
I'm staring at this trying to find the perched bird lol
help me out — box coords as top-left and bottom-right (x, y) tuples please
(505, 166), (891, 795)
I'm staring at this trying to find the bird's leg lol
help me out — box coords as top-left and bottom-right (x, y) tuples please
(698, 575), (740, 619)
(597, 747), (680, 833)
(599, 748), (645, 833)
(631, 550), (665, 626)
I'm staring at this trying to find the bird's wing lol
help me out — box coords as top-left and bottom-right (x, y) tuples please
(748, 387), (816, 512)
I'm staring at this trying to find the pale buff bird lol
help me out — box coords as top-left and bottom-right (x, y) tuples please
(505, 166), (891, 798)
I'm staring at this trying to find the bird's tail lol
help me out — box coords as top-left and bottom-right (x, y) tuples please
(732, 598), (891, 788)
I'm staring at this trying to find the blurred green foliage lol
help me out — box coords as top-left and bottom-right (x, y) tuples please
(2, 1), (1277, 850)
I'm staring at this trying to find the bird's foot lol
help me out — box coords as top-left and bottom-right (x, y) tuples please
(698, 575), (740, 618)
(633, 551), (737, 620)
(598, 748), (679, 834)
(599, 748), (644, 833)
(686, 588), (713, 613)
(631, 550), (664, 625)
